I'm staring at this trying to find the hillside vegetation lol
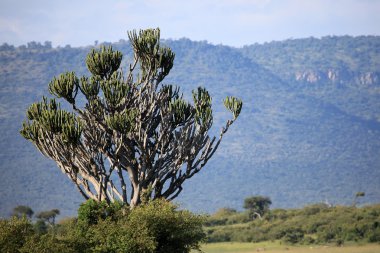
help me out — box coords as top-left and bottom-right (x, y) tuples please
(0, 36), (380, 217)
(205, 203), (380, 245)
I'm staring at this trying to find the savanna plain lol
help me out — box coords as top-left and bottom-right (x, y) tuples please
(196, 242), (380, 253)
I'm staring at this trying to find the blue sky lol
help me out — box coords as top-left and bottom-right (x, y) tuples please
(1, 0), (380, 47)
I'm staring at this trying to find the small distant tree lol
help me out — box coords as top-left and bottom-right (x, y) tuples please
(243, 195), (272, 220)
(353, 191), (365, 207)
(12, 205), (34, 219)
(20, 28), (242, 208)
(35, 209), (60, 226)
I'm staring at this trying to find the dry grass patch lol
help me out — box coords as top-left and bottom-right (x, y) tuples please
(196, 242), (380, 253)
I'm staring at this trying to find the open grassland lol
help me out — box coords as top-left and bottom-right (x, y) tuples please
(196, 242), (380, 253)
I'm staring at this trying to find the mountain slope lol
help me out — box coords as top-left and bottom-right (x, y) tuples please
(0, 37), (379, 217)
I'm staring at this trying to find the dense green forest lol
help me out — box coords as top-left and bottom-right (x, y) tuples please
(0, 36), (380, 217)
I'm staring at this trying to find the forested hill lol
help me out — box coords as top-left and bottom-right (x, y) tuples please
(0, 36), (380, 217)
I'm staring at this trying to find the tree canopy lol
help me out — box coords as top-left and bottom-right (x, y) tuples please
(35, 209), (60, 225)
(12, 205), (34, 219)
(20, 28), (242, 208)
(243, 195), (272, 219)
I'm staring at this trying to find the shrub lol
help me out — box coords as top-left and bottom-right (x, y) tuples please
(204, 217), (228, 226)
(207, 228), (232, 242)
(367, 228), (380, 242)
(0, 216), (34, 253)
(303, 203), (329, 216)
(77, 199), (124, 228)
(20, 234), (73, 253)
(226, 212), (251, 225)
(316, 229), (336, 243)
(282, 227), (305, 244)
(73, 199), (205, 253)
(126, 199), (205, 253)
(1, 200), (205, 253)
(301, 236), (315, 245)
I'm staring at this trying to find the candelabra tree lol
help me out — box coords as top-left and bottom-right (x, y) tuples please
(20, 28), (243, 208)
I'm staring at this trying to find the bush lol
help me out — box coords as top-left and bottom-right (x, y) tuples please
(82, 216), (155, 253)
(282, 228), (305, 244)
(20, 234), (73, 253)
(303, 203), (330, 216)
(77, 199), (124, 228)
(68, 199), (205, 253)
(204, 208), (248, 226)
(226, 212), (251, 225)
(206, 228), (232, 242)
(205, 211), (250, 227)
(367, 228), (380, 243)
(127, 199), (206, 253)
(266, 208), (289, 221)
(204, 217), (228, 226)
(316, 229), (336, 243)
(301, 236), (315, 245)
(0, 216), (34, 253)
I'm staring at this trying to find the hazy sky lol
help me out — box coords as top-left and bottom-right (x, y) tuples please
(1, 0), (380, 47)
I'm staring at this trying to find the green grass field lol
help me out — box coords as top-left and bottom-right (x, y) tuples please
(196, 242), (380, 253)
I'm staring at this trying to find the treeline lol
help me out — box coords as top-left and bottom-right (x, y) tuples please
(205, 200), (380, 245)
(241, 35), (380, 74)
(0, 199), (205, 253)
(2, 198), (380, 252)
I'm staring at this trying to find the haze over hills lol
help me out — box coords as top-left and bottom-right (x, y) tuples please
(0, 36), (379, 218)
